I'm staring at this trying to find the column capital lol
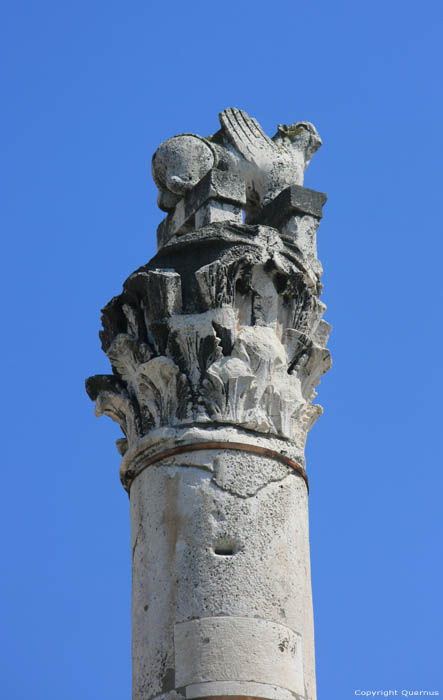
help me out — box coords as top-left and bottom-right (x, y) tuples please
(86, 218), (330, 488)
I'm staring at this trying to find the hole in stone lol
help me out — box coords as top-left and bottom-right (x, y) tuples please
(214, 546), (234, 556)
(213, 538), (237, 556)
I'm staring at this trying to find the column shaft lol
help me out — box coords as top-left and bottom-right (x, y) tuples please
(130, 446), (315, 700)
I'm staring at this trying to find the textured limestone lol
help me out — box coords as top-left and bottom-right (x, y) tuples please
(87, 108), (330, 700)
(130, 450), (314, 700)
(153, 108), (322, 245)
(175, 617), (303, 691)
(86, 223), (330, 460)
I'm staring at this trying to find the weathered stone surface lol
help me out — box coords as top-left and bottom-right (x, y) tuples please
(157, 169), (247, 247)
(86, 223), (330, 469)
(261, 184), (327, 224)
(174, 617), (304, 693)
(87, 108), (330, 700)
(153, 108), (323, 241)
(131, 450), (315, 700)
(152, 134), (216, 211)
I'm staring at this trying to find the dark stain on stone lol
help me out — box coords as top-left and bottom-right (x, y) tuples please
(161, 474), (181, 563)
(278, 638), (289, 652)
(162, 667), (175, 693)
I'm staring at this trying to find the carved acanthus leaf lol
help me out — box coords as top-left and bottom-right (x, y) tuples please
(95, 392), (139, 442)
(166, 313), (224, 393)
(201, 326), (306, 439)
(86, 374), (140, 443)
(134, 357), (191, 429)
(107, 334), (154, 383)
(201, 357), (256, 425)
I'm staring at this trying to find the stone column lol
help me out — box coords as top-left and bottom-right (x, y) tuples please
(87, 109), (331, 700)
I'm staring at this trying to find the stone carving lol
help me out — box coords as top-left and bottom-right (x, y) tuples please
(153, 108), (323, 245)
(87, 104), (330, 466)
(87, 221), (331, 476)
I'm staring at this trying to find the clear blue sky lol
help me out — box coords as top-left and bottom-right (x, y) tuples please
(1, 1), (442, 698)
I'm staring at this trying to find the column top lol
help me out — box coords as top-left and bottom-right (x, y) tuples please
(152, 108), (326, 248)
(86, 108), (331, 490)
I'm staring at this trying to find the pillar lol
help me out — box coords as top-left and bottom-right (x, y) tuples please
(87, 109), (331, 700)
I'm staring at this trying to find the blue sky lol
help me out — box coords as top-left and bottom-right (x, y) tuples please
(1, 1), (442, 698)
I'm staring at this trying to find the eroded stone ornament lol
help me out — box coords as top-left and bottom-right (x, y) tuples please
(152, 107), (323, 243)
(86, 108), (330, 700)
